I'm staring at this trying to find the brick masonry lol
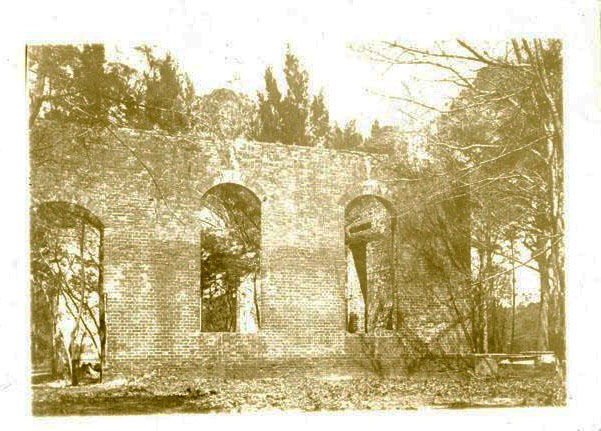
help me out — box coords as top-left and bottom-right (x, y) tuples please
(29, 122), (468, 377)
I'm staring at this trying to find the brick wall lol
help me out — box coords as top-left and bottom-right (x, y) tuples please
(29, 122), (468, 377)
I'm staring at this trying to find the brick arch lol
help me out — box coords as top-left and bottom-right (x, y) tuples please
(33, 200), (105, 230)
(30, 198), (108, 371)
(30, 188), (108, 229)
(342, 189), (397, 335)
(197, 179), (263, 334)
(205, 170), (269, 203)
(338, 180), (397, 213)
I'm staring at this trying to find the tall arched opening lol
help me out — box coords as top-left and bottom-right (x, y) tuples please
(30, 201), (106, 382)
(198, 183), (262, 333)
(344, 195), (396, 334)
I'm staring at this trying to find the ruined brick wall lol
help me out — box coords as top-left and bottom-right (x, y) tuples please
(29, 122), (468, 377)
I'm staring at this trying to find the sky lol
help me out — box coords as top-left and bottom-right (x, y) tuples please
(106, 30), (416, 135)
(101, 1), (548, 135)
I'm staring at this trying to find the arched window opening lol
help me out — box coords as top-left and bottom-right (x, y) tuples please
(30, 202), (106, 384)
(198, 183), (261, 333)
(345, 195), (395, 334)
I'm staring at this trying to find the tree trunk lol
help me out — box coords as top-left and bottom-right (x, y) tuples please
(535, 239), (551, 351)
(549, 131), (566, 359)
(252, 272), (261, 329)
(482, 240), (494, 354)
(98, 228), (106, 382)
(530, 38), (565, 357)
(510, 237), (517, 353)
(50, 288), (61, 378)
(70, 221), (86, 385)
(553, 265), (566, 359)
(482, 288), (488, 353)
(28, 71), (46, 128)
(476, 246), (489, 353)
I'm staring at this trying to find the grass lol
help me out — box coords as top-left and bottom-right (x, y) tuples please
(32, 366), (565, 415)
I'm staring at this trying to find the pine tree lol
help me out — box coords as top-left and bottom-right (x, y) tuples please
(330, 123), (345, 149)
(327, 120), (365, 151)
(280, 49), (311, 146)
(28, 44), (197, 133)
(140, 49), (196, 133)
(370, 119), (382, 140)
(344, 120), (364, 149)
(309, 90), (330, 146)
(76, 44), (108, 125)
(30, 44), (116, 127)
(256, 66), (282, 142)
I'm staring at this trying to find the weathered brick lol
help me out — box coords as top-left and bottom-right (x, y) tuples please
(29, 122), (466, 377)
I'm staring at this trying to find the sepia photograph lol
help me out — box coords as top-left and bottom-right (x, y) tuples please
(4, 0), (601, 426)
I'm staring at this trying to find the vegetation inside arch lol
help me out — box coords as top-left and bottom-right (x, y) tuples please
(199, 184), (261, 333)
(30, 202), (106, 384)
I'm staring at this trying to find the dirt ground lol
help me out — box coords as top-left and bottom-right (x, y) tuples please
(31, 367), (565, 415)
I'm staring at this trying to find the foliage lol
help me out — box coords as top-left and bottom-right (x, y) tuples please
(363, 121), (402, 155)
(280, 49), (311, 146)
(200, 232), (254, 332)
(135, 46), (198, 133)
(392, 177), (475, 352)
(255, 48), (313, 146)
(254, 47), (386, 151)
(199, 184), (261, 332)
(255, 66), (283, 143)
(254, 47), (401, 152)
(196, 88), (256, 141)
(30, 202), (105, 381)
(309, 90), (330, 146)
(28, 44), (136, 128)
(330, 120), (364, 151)
(359, 38), (565, 356)
(27, 44), (198, 133)
(431, 40), (564, 355)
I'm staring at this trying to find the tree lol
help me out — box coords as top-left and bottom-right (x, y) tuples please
(309, 90), (330, 146)
(255, 48), (333, 147)
(507, 227), (518, 353)
(254, 48), (392, 153)
(370, 120), (382, 140)
(255, 66), (283, 143)
(280, 48), (311, 146)
(435, 42), (563, 355)
(357, 38), (565, 357)
(28, 44), (198, 133)
(136, 46), (197, 133)
(364, 122), (402, 155)
(197, 88), (256, 141)
(330, 120), (364, 151)
(201, 232), (254, 332)
(27, 44), (140, 128)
